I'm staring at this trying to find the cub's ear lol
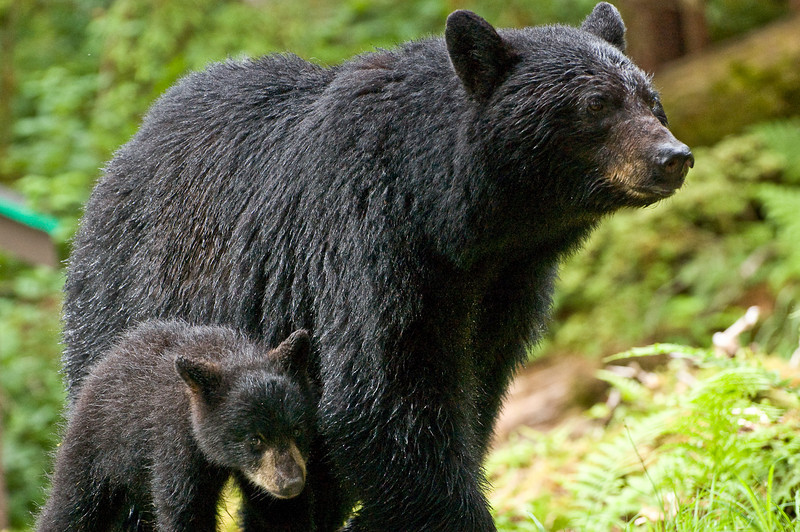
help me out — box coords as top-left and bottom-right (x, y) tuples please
(581, 2), (626, 53)
(270, 329), (311, 376)
(445, 10), (515, 101)
(175, 356), (223, 402)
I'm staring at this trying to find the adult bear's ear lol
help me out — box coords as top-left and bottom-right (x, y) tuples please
(581, 2), (626, 53)
(176, 356), (224, 404)
(271, 329), (310, 376)
(445, 10), (516, 101)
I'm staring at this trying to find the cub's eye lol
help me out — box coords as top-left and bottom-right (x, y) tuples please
(248, 435), (266, 453)
(586, 97), (607, 115)
(292, 427), (303, 440)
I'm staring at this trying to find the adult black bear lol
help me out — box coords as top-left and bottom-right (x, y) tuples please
(38, 322), (316, 532)
(62, 3), (692, 530)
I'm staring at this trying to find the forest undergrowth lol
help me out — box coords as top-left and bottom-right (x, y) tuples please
(488, 336), (800, 531)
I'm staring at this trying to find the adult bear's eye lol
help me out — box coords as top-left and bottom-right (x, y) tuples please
(587, 96), (607, 115)
(650, 99), (668, 125)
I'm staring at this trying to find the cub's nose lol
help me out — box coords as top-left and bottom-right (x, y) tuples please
(274, 470), (305, 499)
(273, 449), (306, 498)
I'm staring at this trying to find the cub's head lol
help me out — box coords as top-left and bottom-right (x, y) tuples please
(176, 329), (314, 499)
(446, 2), (693, 214)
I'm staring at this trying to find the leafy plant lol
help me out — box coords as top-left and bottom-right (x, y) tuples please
(488, 344), (800, 531)
(706, 0), (791, 42)
(0, 259), (65, 530)
(547, 120), (800, 359)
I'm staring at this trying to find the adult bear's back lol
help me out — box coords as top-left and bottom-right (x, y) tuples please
(62, 42), (467, 394)
(62, 54), (338, 391)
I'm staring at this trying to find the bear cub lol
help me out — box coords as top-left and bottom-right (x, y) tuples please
(37, 320), (315, 532)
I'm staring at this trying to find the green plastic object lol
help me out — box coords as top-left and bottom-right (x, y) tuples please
(0, 193), (59, 235)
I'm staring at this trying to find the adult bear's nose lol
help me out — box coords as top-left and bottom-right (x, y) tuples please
(660, 143), (694, 180)
(656, 142), (693, 189)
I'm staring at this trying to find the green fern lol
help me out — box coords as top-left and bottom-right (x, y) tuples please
(752, 120), (800, 184)
(489, 345), (800, 531)
(758, 185), (800, 279)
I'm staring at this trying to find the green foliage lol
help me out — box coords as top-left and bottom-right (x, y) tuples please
(757, 185), (800, 285)
(753, 120), (800, 184)
(0, 258), (65, 530)
(489, 344), (800, 531)
(547, 120), (800, 359)
(706, 0), (791, 42)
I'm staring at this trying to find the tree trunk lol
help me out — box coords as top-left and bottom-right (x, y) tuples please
(619, 0), (683, 72)
(679, 0), (711, 54)
(618, 0), (709, 72)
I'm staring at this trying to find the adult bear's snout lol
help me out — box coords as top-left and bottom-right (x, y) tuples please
(654, 141), (694, 190)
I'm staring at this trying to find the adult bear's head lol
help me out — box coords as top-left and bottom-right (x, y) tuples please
(445, 2), (693, 215)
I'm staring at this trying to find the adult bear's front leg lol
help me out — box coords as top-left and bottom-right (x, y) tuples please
(471, 257), (561, 459)
(320, 340), (496, 532)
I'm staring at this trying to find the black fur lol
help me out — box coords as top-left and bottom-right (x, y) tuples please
(61, 3), (691, 530)
(581, 1), (627, 52)
(38, 322), (316, 532)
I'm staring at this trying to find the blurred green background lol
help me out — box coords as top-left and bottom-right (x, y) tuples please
(1, 0), (800, 529)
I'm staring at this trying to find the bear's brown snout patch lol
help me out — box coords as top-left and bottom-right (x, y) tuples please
(247, 442), (307, 499)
